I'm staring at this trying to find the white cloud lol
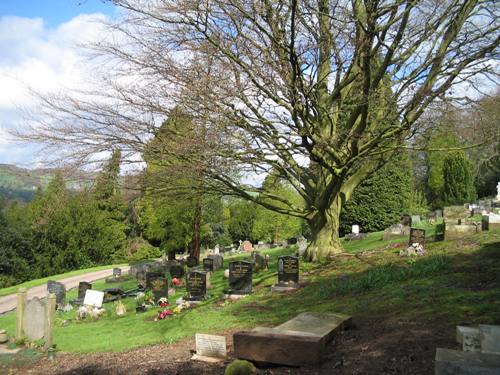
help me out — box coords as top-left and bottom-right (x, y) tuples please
(0, 14), (109, 165)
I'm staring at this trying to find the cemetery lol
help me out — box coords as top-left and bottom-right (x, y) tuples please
(0, 1), (499, 374)
(0, 217), (498, 374)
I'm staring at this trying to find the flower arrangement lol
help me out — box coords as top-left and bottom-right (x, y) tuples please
(158, 297), (169, 308)
(156, 309), (173, 320)
(171, 277), (182, 286)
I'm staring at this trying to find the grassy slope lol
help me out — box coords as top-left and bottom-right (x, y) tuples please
(0, 264), (128, 298)
(0, 224), (498, 354)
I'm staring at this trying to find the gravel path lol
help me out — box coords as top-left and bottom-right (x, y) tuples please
(0, 266), (130, 314)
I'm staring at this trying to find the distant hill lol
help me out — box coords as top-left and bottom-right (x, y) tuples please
(0, 164), (95, 203)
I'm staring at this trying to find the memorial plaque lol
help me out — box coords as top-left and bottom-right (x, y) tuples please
(409, 228), (426, 247)
(203, 258), (214, 272)
(113, 268), (122, 277)
(195, 333), (227, 358)
(278, 256), (299, 284)
(47, 280), (66, 307)
(186, 271), (207, 300)
(83, 290), (104, 308)
(78, 281), (92, 299)
(229, 261), (253, 294)
(169, 264), (185, 279)
(146, 272), (169, 302)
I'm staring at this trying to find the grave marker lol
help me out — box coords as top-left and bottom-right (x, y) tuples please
(169, 264), (185, 279)
(186, 271), (207, 300)
(278, 256), (299, 285)
(146, 272), (169, 302)
(83, 290), (104, 308)
(113, 268), (122, 277)
(194, 333), (227, 359)
(78, 282), (92, 300)
(47, 280), (66, 307)
(228, 261), (253, 294)
(409, 228), (426, 248)
(203, 258), (214, 272)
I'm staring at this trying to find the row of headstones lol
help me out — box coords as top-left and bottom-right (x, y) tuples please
(139, 255), (300, 301)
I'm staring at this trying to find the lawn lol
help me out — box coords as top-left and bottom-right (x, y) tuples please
(0, 222), (498, 356)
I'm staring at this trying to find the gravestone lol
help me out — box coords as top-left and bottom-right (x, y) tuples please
(78, 282), (92, 300)
(351, 225), (360, 234)
(146, 272), (169, 302)
(253, 252), (267, 271)
(186, 256), (199, 267)
(169, 264), (185, 279)
(409, 228), (425, 247)
(436, 209), (443, 218)
(113, 268), (122, 277)
(401, 214), (412, 226)
(203, 258), (215, 272)
(83, 289), (104, 308)
(242, 240), (253, 252)
(411, 215), (421, 224)
(23, 297), (46, 341)
(228, 261), (253, 295)
(136, 271), (147, 289)
(208, 254), (223, 270)
(193, 333), (227, 360)
(277, 256), (299, 285)
(47, 280), (66, 307)
(435, 348), (500, 375)
(214, 244), (220, 254)
(383, 223), (410, 240)
(186, 271), (207, 301)
(443, 206), (469, 224)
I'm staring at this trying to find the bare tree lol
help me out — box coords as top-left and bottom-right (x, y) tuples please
(17, 0), (500, 260)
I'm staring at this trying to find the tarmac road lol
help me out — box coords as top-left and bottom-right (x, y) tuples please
(0, 266), (130, 314)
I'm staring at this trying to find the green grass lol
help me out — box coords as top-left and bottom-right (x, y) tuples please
(0, 263), (128, 297)
(0, 222), (498, 354)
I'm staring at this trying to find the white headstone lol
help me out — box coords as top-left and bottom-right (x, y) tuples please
(83, 290), (104, 308)
(352, 225), (360, 234)
(496, 181), (500, 201)
(214, 244), (220, 254)
(195, 333), (227, 358)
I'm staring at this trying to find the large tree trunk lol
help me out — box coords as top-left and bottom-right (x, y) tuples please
(303, 195), (343, 261)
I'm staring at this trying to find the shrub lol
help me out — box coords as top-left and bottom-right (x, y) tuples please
(442, 152), (477, 205)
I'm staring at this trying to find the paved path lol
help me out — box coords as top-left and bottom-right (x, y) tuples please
(0, 266), (130, 314)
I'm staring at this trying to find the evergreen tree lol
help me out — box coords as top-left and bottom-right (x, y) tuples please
(442, 152), (477, 205)
(340, 153), (413, 235)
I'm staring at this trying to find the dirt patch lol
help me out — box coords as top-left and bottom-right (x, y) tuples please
(6, 314), (456, 375)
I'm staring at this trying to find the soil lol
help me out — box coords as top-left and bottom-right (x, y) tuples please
(5, 314), (455, 375)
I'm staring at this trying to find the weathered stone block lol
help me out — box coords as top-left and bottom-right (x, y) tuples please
(444, 206), (470, 223)
(233, 312), (351, 366)
(435, 348), (500, 375)
(444, 223), (479, 240)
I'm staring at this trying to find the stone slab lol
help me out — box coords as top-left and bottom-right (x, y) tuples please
(479, 325), (500, 354)
(195, 333), (226, 358)
(444, 223), (479, 240)
(233, 312), (351, 366)
(435, 348), (500, 375)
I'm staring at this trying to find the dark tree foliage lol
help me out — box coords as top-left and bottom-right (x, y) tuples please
(340, 153), (413, 236)
(442, 152), (477, 205)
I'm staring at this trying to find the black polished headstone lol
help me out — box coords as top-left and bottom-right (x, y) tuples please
(228, 261), (253, 294)
(409, 228), (426, 247)
(203, 258), (214, 272)
(186, 271), (207, 300)
(186, 256), (199, 267)
(169, 264), (185, 279)
(47, 280), (66, 306)
(277, 256), (299, 284)
(146, 271), (168, 302)
(78, 281), (92, 299)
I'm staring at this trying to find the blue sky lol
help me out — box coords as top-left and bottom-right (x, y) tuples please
(0, 0), (115, 27)
(0, 0), (116, 167)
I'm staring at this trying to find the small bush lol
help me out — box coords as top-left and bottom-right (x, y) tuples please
(224, 360), (256, 375)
